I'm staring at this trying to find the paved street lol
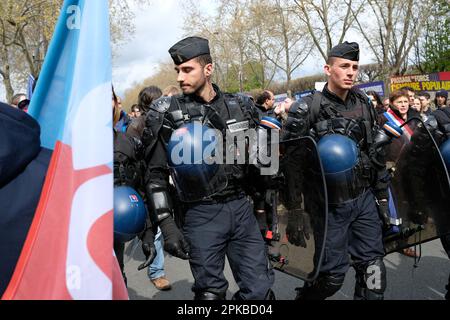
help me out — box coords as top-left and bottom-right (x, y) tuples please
(124, 238), (449, 300)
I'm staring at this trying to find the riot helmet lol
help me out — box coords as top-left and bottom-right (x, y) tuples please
(317, 134), (362, 204)
(113, 186), (147, 243)
(167, 121), (228, 202)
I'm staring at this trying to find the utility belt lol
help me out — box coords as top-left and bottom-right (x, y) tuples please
(186, 190), (246, 206)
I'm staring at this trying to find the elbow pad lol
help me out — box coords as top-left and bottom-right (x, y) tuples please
(145, 183), (173, 224)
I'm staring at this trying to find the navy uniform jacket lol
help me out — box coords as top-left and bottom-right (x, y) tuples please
(0, 102), (52, 296)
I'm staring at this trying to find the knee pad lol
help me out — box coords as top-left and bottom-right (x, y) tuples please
(354, 258), (386, 300)
(295, 273), (345, 300)
(195, 290), (226, 300)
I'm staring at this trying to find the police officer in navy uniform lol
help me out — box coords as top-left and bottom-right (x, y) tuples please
(425, 106), (450, 300)
(277, 42), (390, 300)
(141, 36), (275, 300)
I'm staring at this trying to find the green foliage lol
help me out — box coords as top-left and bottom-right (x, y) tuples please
(219, 61), (266, 93)
(421, 0), (450, 72)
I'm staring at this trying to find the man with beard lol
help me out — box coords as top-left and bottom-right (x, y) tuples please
(141, 36), (275, 300)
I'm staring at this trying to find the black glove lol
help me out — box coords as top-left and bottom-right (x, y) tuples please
(285, 209), (311, 248)
(159, 218), (190, 260)
(376, 199), (391, 231)
(137, 227), (156, 271)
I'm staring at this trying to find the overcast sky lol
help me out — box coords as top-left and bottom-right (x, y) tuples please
(112, 0), (187, 97)
(0, 1), (375, 102)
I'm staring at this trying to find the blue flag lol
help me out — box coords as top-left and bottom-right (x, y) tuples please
(3, 0), (128, 300)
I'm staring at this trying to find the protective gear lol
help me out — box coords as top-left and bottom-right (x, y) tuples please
(113, 186), (147, 243)
(286, 209), (311, 248)
(137, 227), (156, 271)
(114, 131), (144, 188)
(353, 258), (386, 300)
(167, 122), (227, 202)
(159, 218), (190, 260)
(194, 290), (226, 300)
(295, 273), (345, 300)
(273, 137), (328, 282)
(281, 100), (310, 140)
(282, 86), (388, 301)
(370, 121), (403, 168)
(383, 118), (450, 253)
(376, 198), (391, 231)
(145, 183), (174, 223)
(143, 83), (275, 300)
(317, 134), (361, 204)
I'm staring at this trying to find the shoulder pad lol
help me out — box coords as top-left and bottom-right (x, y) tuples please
(292, 99), (309, 116)
(301, 94), (314, 106)
(353, 88), (372, 106)
(150, 96), (173, 113)
(235, 93), (255, 106)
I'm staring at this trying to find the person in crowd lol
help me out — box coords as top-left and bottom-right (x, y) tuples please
(385, 90), (420, 123)
(113, 92), (131, 132)
(381, 90), (421, 258)
(435, 90), (448, 109)
(367, 90), (384, 115)
(127, 86), (163, 138)
(163, 85), (181, 97)
(0, 102), (52, 296)
(401, 86), (416, 109)
(129, 104), (142, 119)
(382, 97), (390, 111)
(412, 97), (422, 113)
(417, 91), (433, 118)
(255, 90), (276, 116)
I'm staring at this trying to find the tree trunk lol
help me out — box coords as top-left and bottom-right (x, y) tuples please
(0, 45), (15, 104)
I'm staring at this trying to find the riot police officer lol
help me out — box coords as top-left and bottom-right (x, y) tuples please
(278, 42), (389, 300)
(426, 106), (450, 300)
(141, 36), (275, 300)
(113, 91), (157, 283)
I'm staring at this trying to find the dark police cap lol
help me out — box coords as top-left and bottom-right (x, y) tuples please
(169, 36), (210, 65)
(328, 41), (360, 61)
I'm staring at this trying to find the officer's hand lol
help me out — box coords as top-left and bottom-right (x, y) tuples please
(159, 218), (190, 260)
(285, 209), (311, 248)
(138, 241), (157, 271)
(376, 199), (391, 231)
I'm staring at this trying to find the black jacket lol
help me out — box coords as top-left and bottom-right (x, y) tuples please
(0, 102), (52, 296)
(142, 84), (260, 201)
